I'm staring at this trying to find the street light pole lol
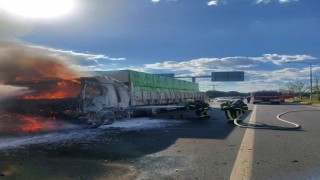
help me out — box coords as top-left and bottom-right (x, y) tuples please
(310, 63), (312, 100)
(286, 61), (320, 101)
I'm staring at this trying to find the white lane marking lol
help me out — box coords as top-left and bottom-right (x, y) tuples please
(230, 105), (257, 180)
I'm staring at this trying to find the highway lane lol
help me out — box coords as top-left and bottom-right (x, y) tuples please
(1, 102), (320, 179)
(237, 103), (320, 180)
(0, 103), (248, 179)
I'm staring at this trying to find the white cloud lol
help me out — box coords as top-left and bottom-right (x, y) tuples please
(207, 0), (219, 6)
(150, 0), (179, 4)
(139, 54), (315, 76)
(207, 0), (226, 6)
(29, 45), (126, 61)
(151, 0), (161, 3)
(256, 0), (271, 4)
(279, 0), (299, 3)
(24, 44), (126, 71)
(256, 0), (299, 4)
(254, 54), (316, 65)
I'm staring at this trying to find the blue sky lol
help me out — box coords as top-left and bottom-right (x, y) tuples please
(1, 0), (320, 92)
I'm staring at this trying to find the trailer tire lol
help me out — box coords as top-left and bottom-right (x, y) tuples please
(150, 108), (159, 116)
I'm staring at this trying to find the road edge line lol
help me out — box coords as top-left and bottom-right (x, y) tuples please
(230, 105), (257, 180)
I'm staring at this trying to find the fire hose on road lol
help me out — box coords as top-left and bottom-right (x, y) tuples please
(233, 109), (320, 130)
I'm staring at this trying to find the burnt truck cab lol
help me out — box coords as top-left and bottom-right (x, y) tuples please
(4, 76), (132, 127)
(79, 77), (132, 126)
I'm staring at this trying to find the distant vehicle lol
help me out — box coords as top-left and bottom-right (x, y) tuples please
(215, 97), (233, 103)
(251, 91), (281, 104)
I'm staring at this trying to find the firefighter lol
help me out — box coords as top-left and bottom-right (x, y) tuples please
(186, 99), (210, 118)
(221, 99), (248, 123)
(246, 96), (251, 103)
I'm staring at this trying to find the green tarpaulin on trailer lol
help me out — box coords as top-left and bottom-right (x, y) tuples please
(92, 70), (200, 92)
(128, 70), (199, 92)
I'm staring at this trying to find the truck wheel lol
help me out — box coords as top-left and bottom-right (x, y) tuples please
(101, 111), (115, 125)
(87, 117), (104, 128)
(150, 108), (159, 116)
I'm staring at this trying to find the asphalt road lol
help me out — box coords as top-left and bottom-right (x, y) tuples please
(249, 103), (320, 180)
(0, 102), (320, 179)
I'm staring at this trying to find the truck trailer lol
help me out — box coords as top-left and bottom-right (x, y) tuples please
(92, 70), (205, 106)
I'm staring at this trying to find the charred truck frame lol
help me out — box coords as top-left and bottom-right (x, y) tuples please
(4, 70), (205, 127)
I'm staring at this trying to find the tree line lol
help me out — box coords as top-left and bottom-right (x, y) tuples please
(205, 75), (320, 101)
(206, 90), (248, 98)
(283, 75), (320, 101)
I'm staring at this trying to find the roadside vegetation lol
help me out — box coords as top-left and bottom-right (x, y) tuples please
(206, 90), (248, 99)
(285, 98), (320, 104)
(282, 75), (320, 104)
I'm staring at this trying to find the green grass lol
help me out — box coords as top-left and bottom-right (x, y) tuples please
(285, 98), (320, 104)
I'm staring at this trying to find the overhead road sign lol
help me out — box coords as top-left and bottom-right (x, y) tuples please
(211, 71), (244, 81)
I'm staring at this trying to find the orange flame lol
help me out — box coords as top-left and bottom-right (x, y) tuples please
(20, 115), (55, 132)
(19, 80), (81, 99)
(21, 116), (42, 132)
(1, 113), (57, 133)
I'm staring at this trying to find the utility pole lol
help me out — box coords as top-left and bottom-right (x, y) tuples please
(286, 61), (320, 100)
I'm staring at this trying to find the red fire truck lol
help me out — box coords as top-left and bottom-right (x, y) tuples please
(251, 90), (282, 104)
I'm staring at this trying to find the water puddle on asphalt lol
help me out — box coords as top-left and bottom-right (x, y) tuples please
(0, 117), (181, 151)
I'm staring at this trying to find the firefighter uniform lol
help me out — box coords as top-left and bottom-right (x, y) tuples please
(221, 99), (248, 123)
(187, 100), (210, 118)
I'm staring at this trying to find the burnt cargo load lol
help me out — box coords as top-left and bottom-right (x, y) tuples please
(92, 70), (204, 106)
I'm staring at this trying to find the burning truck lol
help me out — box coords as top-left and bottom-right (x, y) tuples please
(3, 76), (132, 128)
(2, 70), (205, 128)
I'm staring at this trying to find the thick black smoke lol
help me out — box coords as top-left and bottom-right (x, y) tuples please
(0, 41), (80, 83)
(0, 41), (81, 100)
